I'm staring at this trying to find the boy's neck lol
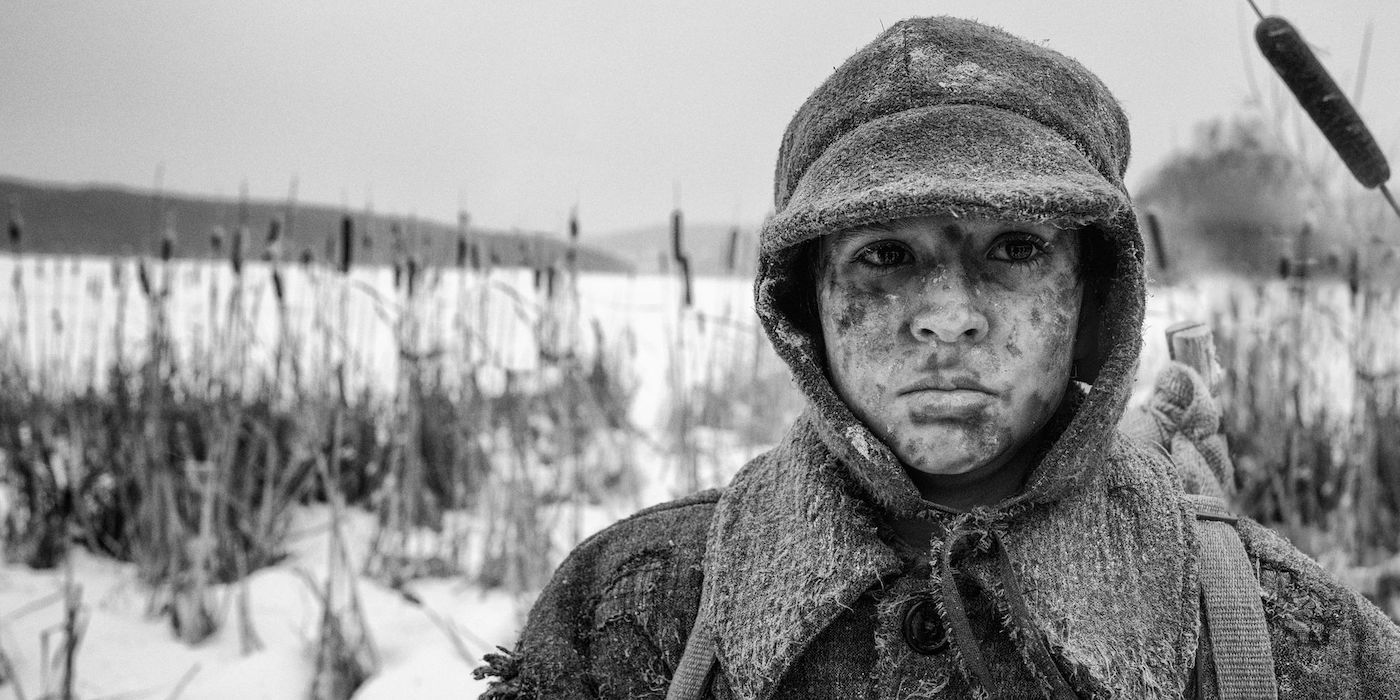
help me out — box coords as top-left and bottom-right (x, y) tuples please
(904, 448), (1035, 512)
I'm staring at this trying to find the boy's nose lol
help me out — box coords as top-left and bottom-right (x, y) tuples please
(908, 279), (989, 345)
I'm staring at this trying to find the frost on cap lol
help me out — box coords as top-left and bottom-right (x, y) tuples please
(767, 15), (1132, 254)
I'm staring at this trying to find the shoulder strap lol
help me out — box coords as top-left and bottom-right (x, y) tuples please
(667, 610), (718, 700)
(1185, 493), (1279, 700)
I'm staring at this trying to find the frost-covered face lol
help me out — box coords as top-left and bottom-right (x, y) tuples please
(817, 215), (1083, 484)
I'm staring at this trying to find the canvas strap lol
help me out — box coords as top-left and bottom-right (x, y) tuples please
(1186, 493), (1279, 700)
(666, 612), (718, 700)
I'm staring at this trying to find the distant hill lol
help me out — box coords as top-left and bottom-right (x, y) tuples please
(0, 176), (632, 273)
(593, 219), (761, 277)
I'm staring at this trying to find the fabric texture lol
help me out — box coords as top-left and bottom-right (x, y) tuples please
(1188, 494), (1280, 700)
(476, 15), (1400, 700)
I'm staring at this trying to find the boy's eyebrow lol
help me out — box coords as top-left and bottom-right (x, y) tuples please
(827, 221), (894, 248)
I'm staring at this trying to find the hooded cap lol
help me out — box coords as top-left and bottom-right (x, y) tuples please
(755, 16), (1147, 517)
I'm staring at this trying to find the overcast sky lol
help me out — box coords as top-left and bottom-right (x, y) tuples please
(3, 1), (1398, 236)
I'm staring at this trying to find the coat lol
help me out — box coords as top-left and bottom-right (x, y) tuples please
(475, 413), (1400, 699)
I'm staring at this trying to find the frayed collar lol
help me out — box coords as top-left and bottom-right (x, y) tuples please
(701, 415), (904, 700)
(700, 416), (1199, 699)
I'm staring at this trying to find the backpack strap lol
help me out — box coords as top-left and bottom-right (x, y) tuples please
(666, 610), (718, 700)
(1185, 493), (1279, 700)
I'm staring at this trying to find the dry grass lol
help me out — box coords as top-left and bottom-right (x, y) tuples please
(0, 203), (787, 694)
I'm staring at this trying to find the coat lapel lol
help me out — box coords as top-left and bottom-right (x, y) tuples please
(700, 414), (903, 700)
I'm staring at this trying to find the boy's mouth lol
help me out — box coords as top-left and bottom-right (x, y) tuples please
(900, 375), (997, 423)
(898, 373), (995, 395)
(904, 388), (995, 422)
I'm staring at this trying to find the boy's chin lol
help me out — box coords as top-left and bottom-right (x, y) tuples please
(889, 424), (1017, 480)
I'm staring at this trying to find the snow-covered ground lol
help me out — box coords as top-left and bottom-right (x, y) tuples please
(0, 507), (523, 698)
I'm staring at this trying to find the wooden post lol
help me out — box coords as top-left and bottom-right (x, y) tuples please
(1166, 320), (1222, 397)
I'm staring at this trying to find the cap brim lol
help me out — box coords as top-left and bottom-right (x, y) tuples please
(762, 104), (1130, 255)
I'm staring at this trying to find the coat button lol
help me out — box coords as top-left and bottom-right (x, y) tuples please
(901, 599), (948, 654)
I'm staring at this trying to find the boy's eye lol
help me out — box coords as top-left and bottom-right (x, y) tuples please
(853, 241), (912, 268)
(988, 235), (1049, 264)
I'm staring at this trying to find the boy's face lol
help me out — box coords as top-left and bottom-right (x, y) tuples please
(817, 215), (1083, 481)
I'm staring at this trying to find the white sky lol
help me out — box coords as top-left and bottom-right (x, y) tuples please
(2, 1), (1398, 235)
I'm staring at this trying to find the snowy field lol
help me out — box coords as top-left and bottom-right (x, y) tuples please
(2, 253), (1397, 698)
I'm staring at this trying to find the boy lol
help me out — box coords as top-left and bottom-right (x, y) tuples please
(478, 16), (1400, 698)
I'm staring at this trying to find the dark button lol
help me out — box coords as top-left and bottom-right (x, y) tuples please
(901, 598), (949, 654)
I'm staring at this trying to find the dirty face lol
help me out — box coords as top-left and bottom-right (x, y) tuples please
(817, 215), (1083, 485)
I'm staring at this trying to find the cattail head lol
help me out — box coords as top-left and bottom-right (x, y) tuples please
(271, 268), (285, 305)
(670, 209), (684, 261)
(726, 227), (740, 273)
(7, 198), (22, 254)
(264, 217), (284, 262)
(300, 247), (315, 267)
(405, 256), (420, 296)
(231, 225), (246, 276)
(339, 215), (354, 274)
(456, 235), (468, 268)
(159, 212), (177, 263)
(210, 226), (225, 257)
(566, 208), (579, 270)
(137, 258), (153, 298)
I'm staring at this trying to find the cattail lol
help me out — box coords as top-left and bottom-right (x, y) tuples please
(264, 217), (284, 262)
(231, 225), (246, 276)
(391, 223), (404, 288)
(725, 227), (740, 274)
(671, 208), (692, 307)
(271, 268), (285, 304)
(567, 208), (579, 270)
(159, 212), (177, 262)
(406, 257), (420, 296)
(300, 247), (315, 267)
(1144, 211), (1169, 273)
(339, 215), (354, 274)
(137, 258), (153, 297)
(7, 199), (22, 254)
(210, 226), (225, 257)
(455, 211), (471, 271)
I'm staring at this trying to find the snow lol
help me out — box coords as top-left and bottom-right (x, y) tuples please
(0, 507), (529, 699)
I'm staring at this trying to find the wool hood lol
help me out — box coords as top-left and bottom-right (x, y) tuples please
(754, 15), (1147, 518)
